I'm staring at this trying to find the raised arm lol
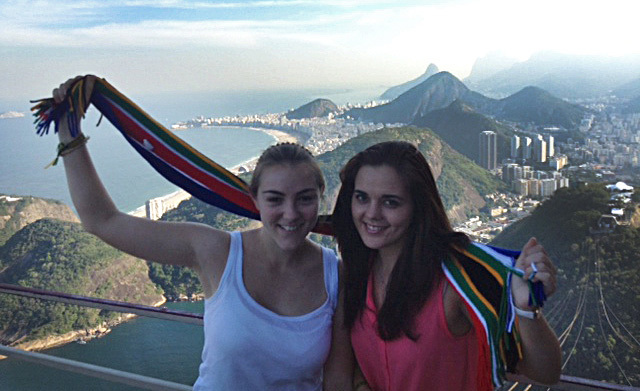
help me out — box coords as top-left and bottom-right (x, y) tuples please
(52, 76), (229, 295)
(511, 237), (562, 384)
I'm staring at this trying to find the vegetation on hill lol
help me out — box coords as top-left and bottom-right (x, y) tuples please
(497, 86), (586, 129)
(285, 98), (338, 119)
(412, 100), (515, 163)
(491, 184), (640, 385)
(0, 218), (163, 346)
(0, 195), (79, 247)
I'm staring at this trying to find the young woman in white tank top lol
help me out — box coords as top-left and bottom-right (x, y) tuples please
(51, 75), (354, 390)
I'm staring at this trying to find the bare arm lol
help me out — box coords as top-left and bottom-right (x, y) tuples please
(53, 76), (229, 294)
(511, 238), (562, 384)
(323, 262), (354, 391)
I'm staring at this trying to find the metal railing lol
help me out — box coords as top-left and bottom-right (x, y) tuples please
(2, 283), (639, 391)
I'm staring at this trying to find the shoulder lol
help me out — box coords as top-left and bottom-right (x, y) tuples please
(191, 226), (232, 268)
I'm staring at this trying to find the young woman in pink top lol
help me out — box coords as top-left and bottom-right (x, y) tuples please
(332, 141), (562, 391)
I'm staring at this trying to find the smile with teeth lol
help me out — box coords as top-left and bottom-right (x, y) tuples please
(279, 224), (300, 232)
(365, 223), (385, 233)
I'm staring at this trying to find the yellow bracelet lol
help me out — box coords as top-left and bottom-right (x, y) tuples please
(46, 134), (90, 168)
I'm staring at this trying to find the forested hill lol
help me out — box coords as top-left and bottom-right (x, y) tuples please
(0, 217), (164, 348)
(412, 100), (514, 163)
(0, 195), (79, 246)
(491, 184), (640, 385)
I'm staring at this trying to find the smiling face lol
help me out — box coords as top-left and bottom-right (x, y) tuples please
(252, 163), (321, 252)
(351, 164), (414, 262)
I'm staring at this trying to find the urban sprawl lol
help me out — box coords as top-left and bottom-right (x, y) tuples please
(170, 97), (639, 243)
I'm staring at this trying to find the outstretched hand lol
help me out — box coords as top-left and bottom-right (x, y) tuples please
(52, 75), (97, 142)
(512, 237), (557, 310)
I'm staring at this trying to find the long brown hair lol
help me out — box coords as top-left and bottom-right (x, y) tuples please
(332, 141), (469, 340)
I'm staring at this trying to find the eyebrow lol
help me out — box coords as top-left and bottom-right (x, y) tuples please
(261, 188), (318, 196)
(354, 189), (405, 200)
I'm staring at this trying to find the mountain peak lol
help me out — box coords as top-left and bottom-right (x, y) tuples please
(379, 64), (441, 101)
(424, 63), (440, 76)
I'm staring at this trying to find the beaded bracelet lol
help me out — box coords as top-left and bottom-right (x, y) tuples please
(46, 134), (90, 168)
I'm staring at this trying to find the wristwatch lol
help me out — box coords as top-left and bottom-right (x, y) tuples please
(514, 306), (541, 319)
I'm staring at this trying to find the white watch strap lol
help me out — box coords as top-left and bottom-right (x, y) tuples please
(514, 306), (540, 319)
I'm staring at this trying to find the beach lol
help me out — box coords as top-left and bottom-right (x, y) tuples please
(228, 127), (300, 174)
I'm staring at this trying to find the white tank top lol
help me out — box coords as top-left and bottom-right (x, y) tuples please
(193, 231), (339, 390)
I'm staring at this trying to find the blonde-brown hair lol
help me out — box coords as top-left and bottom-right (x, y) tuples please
(249, 142), (325, 196)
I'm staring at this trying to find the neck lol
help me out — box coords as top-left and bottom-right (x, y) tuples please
(256, 229), (310, 268)
(373, 250), (399, 283)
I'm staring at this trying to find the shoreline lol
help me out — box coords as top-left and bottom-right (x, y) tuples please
(0, 297), (167, 360)
(211, 125), (302, 175)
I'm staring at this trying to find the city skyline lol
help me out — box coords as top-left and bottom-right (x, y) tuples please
(2, 0), (640, 104)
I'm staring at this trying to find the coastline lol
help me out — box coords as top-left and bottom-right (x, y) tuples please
(223, 126), (301, 175)
(0, 297), (167, 360)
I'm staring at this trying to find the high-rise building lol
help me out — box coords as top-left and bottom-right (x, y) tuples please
(534, 135), (547, 162)
(479, 130), (497, 170)
(522, 137), (532, 159)
(511, 135), (521, 158)
(544, 134), (555, 157)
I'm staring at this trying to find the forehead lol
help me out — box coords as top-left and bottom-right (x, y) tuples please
(258, 163), (320, 192)
(354, 165), (408, 194)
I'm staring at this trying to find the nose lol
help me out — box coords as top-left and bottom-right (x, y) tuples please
(364, 200), (382, 220)
(283, 199), (300, 220)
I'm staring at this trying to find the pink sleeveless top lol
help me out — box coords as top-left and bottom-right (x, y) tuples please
(350, 274), (478, 391)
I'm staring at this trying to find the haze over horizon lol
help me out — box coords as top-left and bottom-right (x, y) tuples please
(2, 0), (640, 104)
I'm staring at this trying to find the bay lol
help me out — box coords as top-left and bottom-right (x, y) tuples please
(0, 301), (204, 390)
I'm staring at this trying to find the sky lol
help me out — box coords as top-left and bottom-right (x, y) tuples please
(2, 0), (640, 104)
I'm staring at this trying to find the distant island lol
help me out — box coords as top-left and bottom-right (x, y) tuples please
(0, 111), (25, 119)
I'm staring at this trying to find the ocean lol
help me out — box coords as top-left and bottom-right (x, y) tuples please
(0, 86), (383, 390)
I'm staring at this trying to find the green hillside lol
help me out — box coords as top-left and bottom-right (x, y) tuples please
(413, 100), (515, 163)
(498, 86), (586, 129)
(491, 184), (640, 385)
(0, 219), (163, 346)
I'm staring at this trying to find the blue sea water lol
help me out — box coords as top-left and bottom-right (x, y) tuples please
(0, 301), (204, 391)
(0, 87), (382, 390)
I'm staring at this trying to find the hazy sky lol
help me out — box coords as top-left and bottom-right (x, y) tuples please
(2, 0), (640, 103)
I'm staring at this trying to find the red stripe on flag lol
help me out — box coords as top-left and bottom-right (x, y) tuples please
(110, 103), (258, 214)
